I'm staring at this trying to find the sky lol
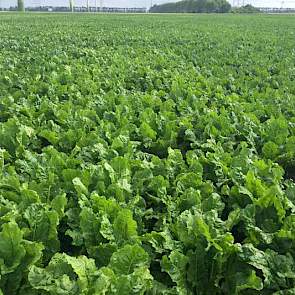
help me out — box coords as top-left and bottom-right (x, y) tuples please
(0, 0), (294, 9)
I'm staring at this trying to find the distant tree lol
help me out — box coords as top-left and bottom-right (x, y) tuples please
(150, 0), (231, 13)
(18, 0), (25, 11)
(231, 4), (260, 13)
(205, 1), (217, 12)
(216, 0), (231, 12)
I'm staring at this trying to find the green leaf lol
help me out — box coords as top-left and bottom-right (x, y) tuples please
(235, 270), (263, 293)
(239, 244), (295, 289)
(161, 250), (189, 294)
(29, 254), (99, 295)
(109, 244), (149, 275)
(0, 222), (26, 273)
(113, 209), (138, 244)
(262, 141), (279, 159)
(51, 193), (67, 218)
(0, 149), (4, 176)
(140, 122), (157, 141)
(24, 204), (60, 259)
(72, 177), (88, 196)
(80, 207), (103, 247)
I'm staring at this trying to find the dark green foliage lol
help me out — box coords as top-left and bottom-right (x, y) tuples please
(150, 0), (231, 13)
(232, 4), (260, 13)
(17, 0), (25, 11)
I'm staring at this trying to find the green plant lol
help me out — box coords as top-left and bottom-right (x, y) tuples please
(0, 13), (294, 295)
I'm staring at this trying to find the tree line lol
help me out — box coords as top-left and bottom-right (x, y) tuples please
(150, 0), (231, 13)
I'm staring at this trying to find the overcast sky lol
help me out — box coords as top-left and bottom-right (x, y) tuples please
(0, 0), (171, 7)
(0, 0), (294, 9)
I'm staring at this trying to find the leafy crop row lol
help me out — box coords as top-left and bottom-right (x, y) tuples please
(0, 13), (294, 295)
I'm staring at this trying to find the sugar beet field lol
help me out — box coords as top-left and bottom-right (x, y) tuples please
(0, 13), (295, 295)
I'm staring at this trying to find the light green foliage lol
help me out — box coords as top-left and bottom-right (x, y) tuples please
(0, 13), (294, 295)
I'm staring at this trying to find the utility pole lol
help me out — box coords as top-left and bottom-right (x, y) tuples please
(95, 0), (97, 12)
(69, 0), (74, 12)
(100, 0), (103, 12)
(87, 0), (89, 12)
